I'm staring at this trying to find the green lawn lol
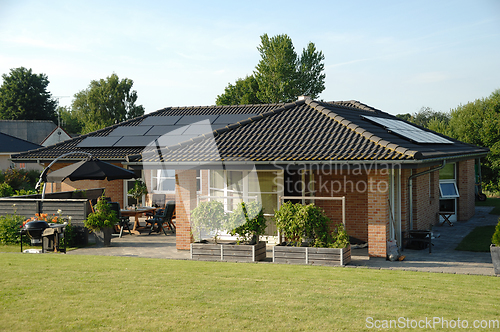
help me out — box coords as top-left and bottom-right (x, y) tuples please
(455, 225), (496, 252)
(476, 197), (500, 215)
(1, 254), (499, 331)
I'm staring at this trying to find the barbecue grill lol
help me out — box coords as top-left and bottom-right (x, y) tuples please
(21, 221), (67, 253)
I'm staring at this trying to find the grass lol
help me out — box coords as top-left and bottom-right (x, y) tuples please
(475, 197), (500, 215)
(1, 254), (500, 331)
(455, 225), (496, 252)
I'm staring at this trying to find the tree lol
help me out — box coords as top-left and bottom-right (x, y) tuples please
(216, 75), (262, 106)
(217, 34), (326, 105)
(398, 90), (500, 193)
(0, 67), (57, 121)
(58, 106), (83, 135)
(72, 73), (145, 134)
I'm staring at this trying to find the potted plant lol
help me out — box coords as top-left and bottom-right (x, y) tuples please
(273, 202), (351, 266)
(190, 201), (267, 262)
(128, 180), (148, 208)
(491, 217), (500, 275)
(84, 195), (119, 246)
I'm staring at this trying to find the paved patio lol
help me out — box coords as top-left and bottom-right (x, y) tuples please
(67, 206), (499, 276)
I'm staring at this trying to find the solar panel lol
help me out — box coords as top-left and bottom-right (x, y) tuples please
(362, 115), (453, 144)
(139, 116), (183, 126)
(108, 126), (152, 136)
(175, 115), (219, 125)
(146, 125), (187, 136)
(113, 136), (160, 147)
(212, 114), (258, 124)
(76, 136), (122, 148)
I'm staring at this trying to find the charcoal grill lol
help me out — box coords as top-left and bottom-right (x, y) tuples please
(21, 220), (67, 253)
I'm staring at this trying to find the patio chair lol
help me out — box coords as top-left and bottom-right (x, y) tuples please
(108, 202), (132, 238)
(146, 201), (175, 236)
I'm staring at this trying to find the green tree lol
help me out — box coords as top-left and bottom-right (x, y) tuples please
(398, 91), (500, 192)
(72, 73), (145, 134)
(0, 67), (57, 121)
(217, 34), (326, 105)
(58, 106), (83, 135)
(216, 76), (262, 106)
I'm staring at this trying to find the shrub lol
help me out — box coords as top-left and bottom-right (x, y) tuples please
(84, 195), (119, 232)
(191, 200), (228, 243)
(228, 201), (266, 244)
(0, 183), (14, 197)
(492, 217), (500, 246)
(274, 202), (349, 248)
(0, 214), (29, 245)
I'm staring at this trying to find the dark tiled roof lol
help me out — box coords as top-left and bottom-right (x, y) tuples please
(0, 132), (41, 153)
(11, 99), (488, 165)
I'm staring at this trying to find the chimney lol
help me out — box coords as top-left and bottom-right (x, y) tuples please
(297, 95), (310, 101)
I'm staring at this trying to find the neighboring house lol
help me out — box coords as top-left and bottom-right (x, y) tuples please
(40, 126), (72, 147)
(11, 97), (489, 256)
(0, 120), (57, 145)
(0, 132), (42, 170)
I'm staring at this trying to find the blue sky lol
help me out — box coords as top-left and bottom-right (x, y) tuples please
(0, 0), (499, 115)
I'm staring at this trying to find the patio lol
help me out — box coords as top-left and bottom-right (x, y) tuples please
(66, 206), (499, 276)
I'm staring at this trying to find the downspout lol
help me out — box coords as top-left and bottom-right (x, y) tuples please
(408, 160), (446, 230)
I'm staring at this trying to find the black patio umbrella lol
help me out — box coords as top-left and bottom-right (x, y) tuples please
(44, 157), (137, 182)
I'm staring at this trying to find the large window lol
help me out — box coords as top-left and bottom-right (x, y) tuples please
(209, 170), (279, 214)
(152, 169), (176, 192)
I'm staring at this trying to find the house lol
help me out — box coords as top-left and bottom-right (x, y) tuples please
(0, 120), (57, 145)
(40, 126), (72, 147)
(0, 132), (42, 170)
(11, 97), (489, 257)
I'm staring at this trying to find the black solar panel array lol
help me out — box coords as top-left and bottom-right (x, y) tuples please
(76, 113), (258, 148)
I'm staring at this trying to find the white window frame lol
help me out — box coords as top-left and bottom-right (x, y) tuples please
(151, 169), (176, 193)
(439, 181), (460, 198)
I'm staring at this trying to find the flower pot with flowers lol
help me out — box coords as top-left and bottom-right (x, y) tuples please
(128, 180), (148, 209)
(84, 195), (119, 246)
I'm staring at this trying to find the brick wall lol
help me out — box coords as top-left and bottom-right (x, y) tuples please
(175, 169), (197, 250)
(314, 171), (368, 242)
(457, 159), (476, 221)
(366, 170), (389, 257)
(411, 167), (440, 230)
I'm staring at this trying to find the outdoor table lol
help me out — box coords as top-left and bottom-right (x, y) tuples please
(439, 212), (454, 226)
(120, 207), (157, 234)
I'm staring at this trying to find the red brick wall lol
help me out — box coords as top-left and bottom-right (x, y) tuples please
(457, 159), (476, 221)
(314, 171), (368, 242)
(367, 170), (389, 257)
(175, 169), (197, 250)
(313, 168), (389, 258)
(411, 167), (440, 230)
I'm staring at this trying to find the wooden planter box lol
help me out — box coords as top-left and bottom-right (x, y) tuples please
(273, 245), (351, 266)
(190, 241), (266, 262)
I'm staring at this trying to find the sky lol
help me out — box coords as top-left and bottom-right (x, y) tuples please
(0, 0), (499, 115)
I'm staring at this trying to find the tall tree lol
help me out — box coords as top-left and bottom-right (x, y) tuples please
(0, 67), (57, 121)
(217, 34), (326, 105)
(216, 76), (262, 106)
(72, 73), (145, 134)
(398, 91), (500, 192)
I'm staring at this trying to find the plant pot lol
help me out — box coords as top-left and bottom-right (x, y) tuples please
(94, 227), (113, 247)
(273, 244), (351, 266)
(190, 241), (266, 262)
(491, 244), (500, 275)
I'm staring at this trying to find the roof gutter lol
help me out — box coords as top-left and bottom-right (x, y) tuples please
(407, 160), (447, 230)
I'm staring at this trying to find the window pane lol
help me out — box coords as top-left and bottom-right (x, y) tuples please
(440, 183), (459, 197)
(248, 171), (278, 192)
(210, 170), (224, 189)
(439, 163), (455, 180)
(259, 193), (277, 215)
(227, 171), (243, 192)
(159, 179), (175, 191)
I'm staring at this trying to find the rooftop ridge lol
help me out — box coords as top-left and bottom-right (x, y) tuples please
(305, 99), (423, 160)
